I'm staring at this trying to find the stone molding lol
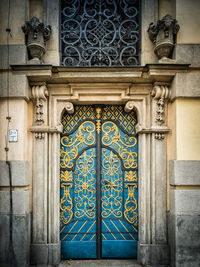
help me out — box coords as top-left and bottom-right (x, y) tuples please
(30, 125), (63, 134)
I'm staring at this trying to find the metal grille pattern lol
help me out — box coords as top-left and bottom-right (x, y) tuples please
(60, 0), (140, 67)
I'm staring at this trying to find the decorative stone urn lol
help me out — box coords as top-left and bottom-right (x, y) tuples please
(148, 14), (180, 62)
(22, 17), (51, 64)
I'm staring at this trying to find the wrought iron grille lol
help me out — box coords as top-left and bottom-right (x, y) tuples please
(60, 0), (140, 67)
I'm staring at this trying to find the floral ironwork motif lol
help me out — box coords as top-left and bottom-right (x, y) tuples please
(61, 0), (140, 67)
(101, 149), (123, 218)
(60, 183), (73, 225)
(102, 121), (137, 169)
(124, 183), (137, 225)
(74, 149), (96, 219)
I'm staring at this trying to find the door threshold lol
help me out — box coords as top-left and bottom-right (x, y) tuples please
(58, 259), (142, 267)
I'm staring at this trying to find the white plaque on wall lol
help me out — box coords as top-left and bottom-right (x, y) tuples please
(9, 129), (18, 142)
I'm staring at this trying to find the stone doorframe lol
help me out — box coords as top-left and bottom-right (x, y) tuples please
(11, 64), (189, 265)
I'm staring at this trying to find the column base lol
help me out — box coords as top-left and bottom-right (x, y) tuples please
(30, 242), (61, 265)
(138, 243), (169, 266)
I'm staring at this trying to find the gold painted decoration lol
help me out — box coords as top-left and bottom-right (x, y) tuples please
(61, 170), (73, 182)
(102, 121), (137, 169)
(74, 148), (96, 219)
(124, 183), (138, 225)
(60, 183), (73, 225)
(101, 149), (123, 218)
(60, 121), (96, 168)
(102, 106), (137, 135)
(125, 171), (137, 182)
(96, 107), (102, 134)
(62, 105), (95, 133)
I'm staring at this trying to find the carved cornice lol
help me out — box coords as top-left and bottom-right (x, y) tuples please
(151, 84), (171, 125)
(32, 85), (48, 125)
(11, 64), (190, 84)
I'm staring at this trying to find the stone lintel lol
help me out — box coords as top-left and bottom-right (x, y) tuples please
(10, 63), (190, 84)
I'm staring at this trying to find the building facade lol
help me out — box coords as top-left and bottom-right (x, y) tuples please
(0, 0), (200, 266)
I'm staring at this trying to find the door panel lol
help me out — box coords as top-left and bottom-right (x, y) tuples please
(60, 105), (138, 259)
(60, 107), (97, 258)
(101, 106), (138, 258)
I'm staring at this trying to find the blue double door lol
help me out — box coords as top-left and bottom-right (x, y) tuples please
(60, 105), (138, 259)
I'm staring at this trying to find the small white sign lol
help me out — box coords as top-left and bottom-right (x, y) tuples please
(9, 129), (18, 142)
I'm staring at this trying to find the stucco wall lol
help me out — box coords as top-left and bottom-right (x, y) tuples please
(176, 0), (200, 44)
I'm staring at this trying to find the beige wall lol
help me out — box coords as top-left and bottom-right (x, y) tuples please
(29, 0), (43, 22)
(168, 98), (200, 161)
(176, 98), (200, 160)
(158, 0), (172, 19)
(0, 0), (27, 45)
(0, 99), (30, 161)
(176, 0), (200, 44)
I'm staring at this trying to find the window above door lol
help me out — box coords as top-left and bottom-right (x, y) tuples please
(60, 0), (140, 67)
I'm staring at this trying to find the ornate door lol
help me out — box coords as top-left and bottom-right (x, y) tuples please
(60, 105), (138, 259)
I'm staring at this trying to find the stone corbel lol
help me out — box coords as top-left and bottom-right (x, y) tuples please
(151, 84), (171, 126)
(32, 84), (48, 126)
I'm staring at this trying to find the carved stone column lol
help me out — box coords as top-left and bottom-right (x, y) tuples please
(150, 83), (170, 264)
(136, 84), (171, 265)
(30, 84), (49, 264)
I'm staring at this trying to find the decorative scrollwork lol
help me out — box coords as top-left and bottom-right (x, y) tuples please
(125, 170), (137, 182)
(124, 183), (137, 225)
(60, 121), (96, 168)
(61, 0), (140, 67)
(102, 121), (137, 169)
(60, 183), (73, 225)
(101, 149), (123, 218)
(74, 148), (96, 219)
